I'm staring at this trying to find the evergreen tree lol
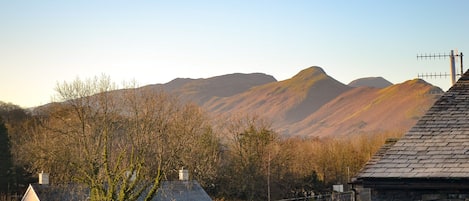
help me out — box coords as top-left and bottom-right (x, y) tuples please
(0, 117), (13, 195)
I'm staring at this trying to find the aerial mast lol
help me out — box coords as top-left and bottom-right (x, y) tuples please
(417, 49), (464, 86)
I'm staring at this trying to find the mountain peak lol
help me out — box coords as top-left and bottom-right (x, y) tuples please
(291, 66), (327, 80)
(282, 66), (333, 89)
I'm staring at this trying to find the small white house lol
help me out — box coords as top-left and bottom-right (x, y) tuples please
(22, 172), (48, 201)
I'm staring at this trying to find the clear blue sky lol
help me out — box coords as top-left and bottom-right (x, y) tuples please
(1, 0), (469, 107)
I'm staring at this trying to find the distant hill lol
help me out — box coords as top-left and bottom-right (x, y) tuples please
(34, 66), (441, 138)
(348, 77), (393, 88)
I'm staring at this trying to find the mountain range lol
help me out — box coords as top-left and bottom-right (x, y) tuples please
(141, 66), (442, 138)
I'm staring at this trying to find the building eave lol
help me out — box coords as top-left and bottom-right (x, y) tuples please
(354, 177), (469, 190)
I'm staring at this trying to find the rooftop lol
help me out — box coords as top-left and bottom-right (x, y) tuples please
(154, 180), (212, 201)
(355, 70), (469, 180)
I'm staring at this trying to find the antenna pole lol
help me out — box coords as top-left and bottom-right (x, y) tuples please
(450, 50), (456, 85)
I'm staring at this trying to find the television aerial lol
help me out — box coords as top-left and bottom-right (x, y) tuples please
(417, 49), (464, 86)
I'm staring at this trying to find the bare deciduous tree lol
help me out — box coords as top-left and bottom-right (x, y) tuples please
(25, 76), (163, 201)
(20, 75), (222, 200)
(217, 115), (278, 201)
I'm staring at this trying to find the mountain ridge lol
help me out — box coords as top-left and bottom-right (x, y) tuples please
(144, 66), (440, 138)
(34, 66), (441, 138)
(142, 72), (277, 105)
(201, 66), (351, 125)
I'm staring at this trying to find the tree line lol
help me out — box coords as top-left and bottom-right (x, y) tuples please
(0, 76), (403, 201)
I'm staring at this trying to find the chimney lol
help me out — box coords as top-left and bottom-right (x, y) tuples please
(39, 171), (49, 185)
(179, 168), (189, 181)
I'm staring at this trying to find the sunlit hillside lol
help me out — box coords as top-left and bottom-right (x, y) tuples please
(142, 66), (441, 138)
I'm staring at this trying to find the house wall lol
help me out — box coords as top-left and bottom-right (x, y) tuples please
(21, 186), (40, 201)
(354, 184), (469, 201)
(22, 193), (40, 201)
(368, 189), (469, 201)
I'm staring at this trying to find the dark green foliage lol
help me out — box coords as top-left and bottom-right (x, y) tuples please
(0, 118), (13, 194)
(0, 102), (36, 197)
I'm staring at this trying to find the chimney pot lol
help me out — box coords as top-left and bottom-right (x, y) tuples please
(179, 168), (189, 181)
(39, 171), (49, 185)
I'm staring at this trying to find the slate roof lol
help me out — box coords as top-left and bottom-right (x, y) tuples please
(24, 181), (212, 201)
(154, 180), (212, 201)
(355, 70), (469, 180)
(23, 184), (89, 201)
